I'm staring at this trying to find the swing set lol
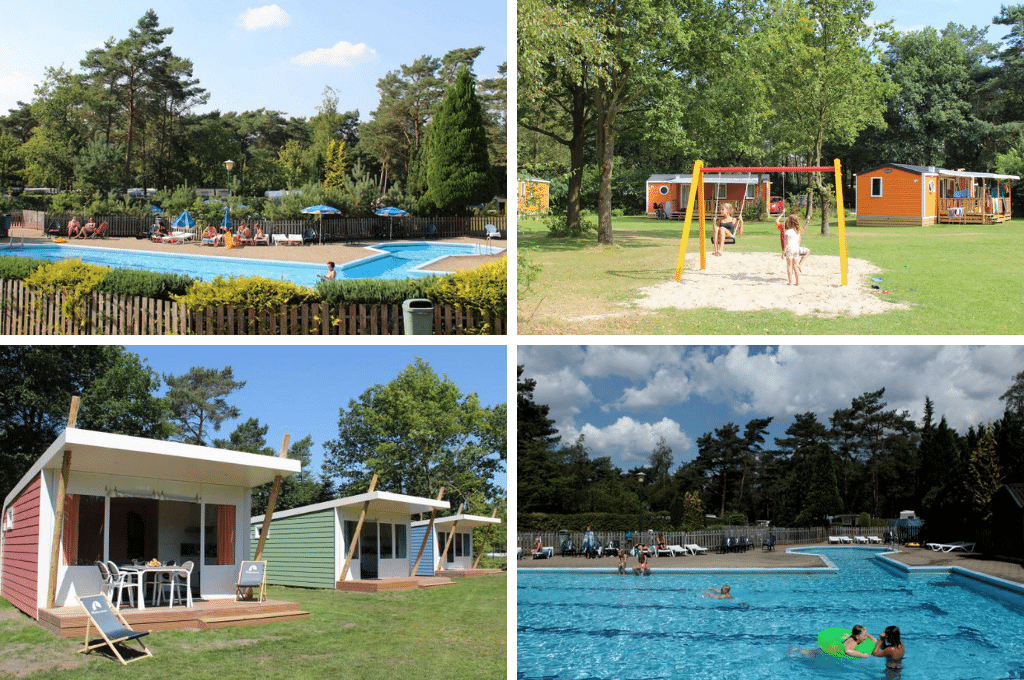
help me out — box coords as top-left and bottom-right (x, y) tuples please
(673, 159), (849, 285)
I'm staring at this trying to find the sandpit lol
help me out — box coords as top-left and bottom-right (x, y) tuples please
(634, 252), (911, 318)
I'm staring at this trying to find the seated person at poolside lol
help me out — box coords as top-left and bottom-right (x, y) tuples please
(202, 225), (218, 245)
(712, 203), (743, 257)
(81, 217), (97, 237)
(656, 533), (667, 551)
(236, 222), (252, 244)
(617, 550), (627, 575)
(152, 223), (170, 241)
(633, 551), (650, 575)
(532, 537), (543, 556)
(705, 584), (733, 599)
(67, 217), (81, 237)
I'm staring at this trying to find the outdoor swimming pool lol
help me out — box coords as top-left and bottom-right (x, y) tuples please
(0, 241), (504, 286)
(517, 547), (1024, 680)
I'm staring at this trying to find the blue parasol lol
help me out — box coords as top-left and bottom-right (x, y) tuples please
(171, 210), (195, 229)
(301, 204), (340, 215)
(375, 206), (409, 216)
(221, 206), (232, 229)
(150, 205), (164, 214)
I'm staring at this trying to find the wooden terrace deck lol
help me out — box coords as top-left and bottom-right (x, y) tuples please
(39, 597), (309, 638)
(334, 576), (455, 592)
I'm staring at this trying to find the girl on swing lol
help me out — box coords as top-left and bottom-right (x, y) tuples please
(712, 203), (743, 256)
(776, 208), (811, 285)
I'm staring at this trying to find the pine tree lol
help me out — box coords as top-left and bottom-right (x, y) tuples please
(420, 67), (494, 213)
(966, 425), (1003, 524)
(795, 445), (844, 526)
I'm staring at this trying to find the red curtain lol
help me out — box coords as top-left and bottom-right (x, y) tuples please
(217, 505), (236, 565)
(62, 494), (79, 566)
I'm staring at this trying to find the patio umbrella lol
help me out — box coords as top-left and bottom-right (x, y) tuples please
(301, 204), (340, 244)
(150, 205), (164, 214)
(374, 206), (409, 217)
(172, 210), (195, 229)
(221, 206), (232, 229)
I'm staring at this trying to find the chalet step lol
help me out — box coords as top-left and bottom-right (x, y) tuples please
(199, 611), (309, 630)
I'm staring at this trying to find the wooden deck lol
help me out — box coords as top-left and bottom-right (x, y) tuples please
(334, 576), (455, 592)
(436, 568), (504, 578)
(39, 598), (309, 638)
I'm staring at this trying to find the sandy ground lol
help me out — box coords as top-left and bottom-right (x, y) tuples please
(634, 251), (911, 318)
(7, 227), (505, 273)
(517, 543), (1024, 585)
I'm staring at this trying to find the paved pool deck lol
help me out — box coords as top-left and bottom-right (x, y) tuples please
(517, 543), (1024, 585)
(7, 227), (505, 273)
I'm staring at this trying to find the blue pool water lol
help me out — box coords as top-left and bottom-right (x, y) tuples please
(0, 241), (503, 287)
(517, 547), (1024, 680)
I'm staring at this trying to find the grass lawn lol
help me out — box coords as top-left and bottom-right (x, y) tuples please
(0, 574), (506, 680)
(517, 215), (1024, 334)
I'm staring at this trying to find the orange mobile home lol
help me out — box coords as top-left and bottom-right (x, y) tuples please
(517, 177), (550, 215)
(646, 174), (769, 219)
(856, 163), (1018, 226)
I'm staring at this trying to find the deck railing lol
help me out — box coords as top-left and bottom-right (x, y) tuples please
(0, 279), (504, 335)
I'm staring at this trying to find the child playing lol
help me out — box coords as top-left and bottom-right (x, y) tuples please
(617, 550), (627, 575)
(777, 212), (811, 285)
(713, 203), (743, 256)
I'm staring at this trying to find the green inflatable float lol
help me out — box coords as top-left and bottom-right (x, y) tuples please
(817, 628), (875, 658)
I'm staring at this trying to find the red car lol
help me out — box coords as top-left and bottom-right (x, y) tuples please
(768, 196), (785, 214)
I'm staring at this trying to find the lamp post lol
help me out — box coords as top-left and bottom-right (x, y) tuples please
(636, 470), (646, 541)
(224, 159), (235, 198)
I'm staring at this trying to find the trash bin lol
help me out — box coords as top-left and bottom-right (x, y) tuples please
(0, 214), (11, 238)
(557, 529), (570, 554)
(402, 298), (434, 335)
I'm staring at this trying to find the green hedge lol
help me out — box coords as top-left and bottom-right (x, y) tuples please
(518, 512), (682, 534)
(0, 256), (47, 280)
(314, 276), (442, 306)
(96, 269), (195, 301)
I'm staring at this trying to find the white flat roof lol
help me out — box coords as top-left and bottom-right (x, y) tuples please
(648, 174), (764, 184)
(4, 428), (301, 508)
(412, 513), (502, 529)
(251, 490), (450, 523)
(938, 170), (1019, 180)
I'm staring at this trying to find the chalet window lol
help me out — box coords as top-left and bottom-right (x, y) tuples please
(871, 177), (882, 197)
(745, 184), (756, 199)
(4, 507), (13, 531)
(395, 525), (407, 559)
(659, 185), (669, 195)
(462, 532), (472, 557)
(716, 184), (728, 200)
(380, 522), (394, 559)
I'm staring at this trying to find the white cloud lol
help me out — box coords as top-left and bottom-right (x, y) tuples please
(561, 416), (692, 469)
(291, 41), (378, 67)
(0, 71), (38, 114)
(237, 5), (292, 30)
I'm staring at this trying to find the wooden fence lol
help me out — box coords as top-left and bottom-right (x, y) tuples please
(0, 279), (504, 335)
(20, 211), (507, 242)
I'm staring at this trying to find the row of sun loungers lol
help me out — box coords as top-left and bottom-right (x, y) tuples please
(529, 542), (712, 558)
(828, 535), (883, 544)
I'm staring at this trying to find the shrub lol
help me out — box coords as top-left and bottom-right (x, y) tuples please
(0, 256), (47, 280)
(24, 259), (110, 330)
(427, 256), (506, 333)
(314, 277), (441, 306)
(175, 275), (316, 312)
(96, 269), (195, 301)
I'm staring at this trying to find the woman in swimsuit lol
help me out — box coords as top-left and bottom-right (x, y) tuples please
(873, 626), (905, 677)
(713, 203), (743, 256)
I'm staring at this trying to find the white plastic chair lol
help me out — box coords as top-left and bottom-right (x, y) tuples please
(106, 561), (137, 609)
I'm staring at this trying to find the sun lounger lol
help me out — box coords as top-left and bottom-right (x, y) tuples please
(162, 231), (193, 244)
(271, 234), (288, 246)
(532, 547), (553, 559)
(287, 234), (303, 245)
(76, 593), (153, 665)
(840, 536), (853, 544)
(930, 541), (976, 553)
(665, 544), (688, 556)
(867, 536), (882, 544)
(656, 545), (674, 557)
(828, 536), (842, 544)
(855, 536), (869, 544)
(685, 543), (708, 555)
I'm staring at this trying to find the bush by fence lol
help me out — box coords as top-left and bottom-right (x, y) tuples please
(0, 279), (505, 335)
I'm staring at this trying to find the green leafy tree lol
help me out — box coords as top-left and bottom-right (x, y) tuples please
(323, 139), (350, 191)
(420, 67), (495, 214)
(323, 358), (506, 506)
(794, 445), (844, 526)
(965, 425), (1003, 524)
(162, 366), (246, 446)
(0, 346), (171, 502)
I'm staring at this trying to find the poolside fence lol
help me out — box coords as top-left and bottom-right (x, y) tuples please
(517, 526), (895, 556)
(16, 211), (507, 242)
(0, 279), (504, 335)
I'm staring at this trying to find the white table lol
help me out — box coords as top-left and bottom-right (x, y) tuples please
(120, 565), (193, 610)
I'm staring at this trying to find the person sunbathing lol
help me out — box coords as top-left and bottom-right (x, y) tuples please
(201, 225), (218, 245)
(67, 217), (81, 238)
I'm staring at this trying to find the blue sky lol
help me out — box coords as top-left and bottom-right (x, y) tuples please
(518, 345), (1023, 473)
(871, 0), (1012, 37)
(126, 343), (508, 489)
(0, 0), (507, 119)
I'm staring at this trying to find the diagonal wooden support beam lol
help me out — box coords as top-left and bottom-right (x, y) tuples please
(254, 434), (290, 562)
(339, 474), (378, 583)
(47, 397), (79, 608)
(410, 487), (445, 576)
(437, 502), (465, 570)
(473, 508), (499, 569)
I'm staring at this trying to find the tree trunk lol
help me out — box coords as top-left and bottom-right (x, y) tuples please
(595, 88), (615, 245)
